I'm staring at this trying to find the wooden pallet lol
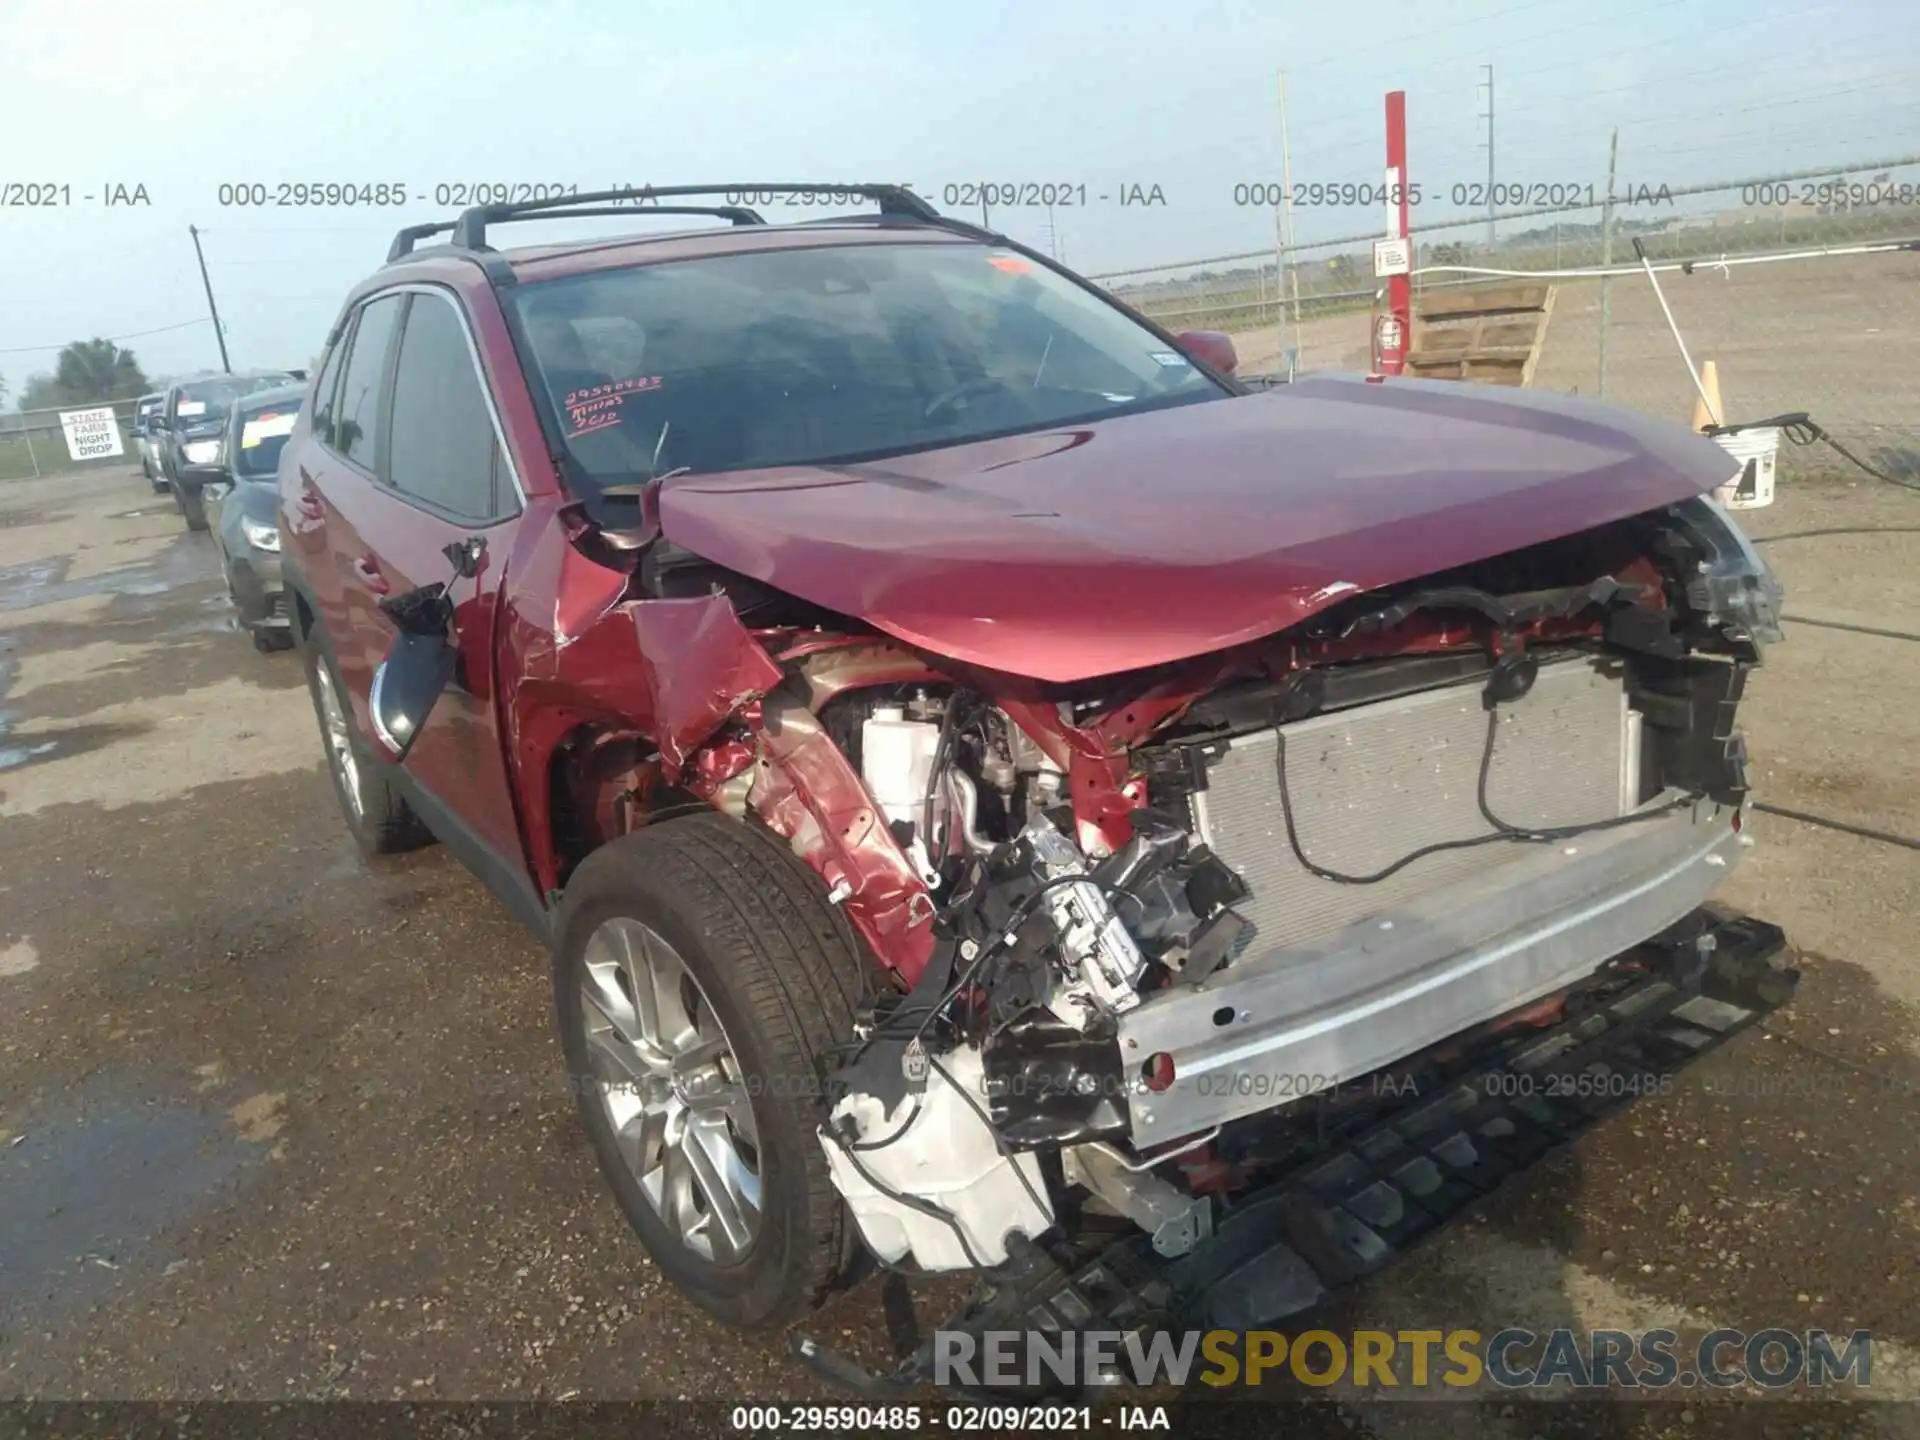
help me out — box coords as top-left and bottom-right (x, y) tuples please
(1406, 280), (1557, 387)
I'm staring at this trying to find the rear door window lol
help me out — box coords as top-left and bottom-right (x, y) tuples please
(334, 294), (403, 471)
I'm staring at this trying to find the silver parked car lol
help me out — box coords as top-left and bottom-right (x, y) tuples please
(133, 393), (167, 491)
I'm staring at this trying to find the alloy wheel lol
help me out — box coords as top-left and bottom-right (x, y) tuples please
(578, 917), (763, 1264)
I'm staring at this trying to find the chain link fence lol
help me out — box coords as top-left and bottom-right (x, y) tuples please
(1092, 155), (1920, 482)
(0, 397), (147, 482)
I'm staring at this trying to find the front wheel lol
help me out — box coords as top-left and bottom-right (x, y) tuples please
(175, 482), (209, 532)
(302, 640), (433, 855)
(553, 811), (872, 1328)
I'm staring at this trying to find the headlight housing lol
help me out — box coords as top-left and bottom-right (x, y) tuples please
(242, 517), (281, 552)
(1668, 494), (1784, 647)
(182, 439), (222, 465)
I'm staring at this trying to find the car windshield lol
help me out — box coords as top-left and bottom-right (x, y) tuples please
(173, 374), (295, 423)
(232, 400), (301, 478)
(510, 239), (1227, 488)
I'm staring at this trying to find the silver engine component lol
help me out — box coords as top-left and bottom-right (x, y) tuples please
(1022, 812), (1149, 1027)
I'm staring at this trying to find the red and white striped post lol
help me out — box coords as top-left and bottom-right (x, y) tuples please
(1375, 90), (1414, 376)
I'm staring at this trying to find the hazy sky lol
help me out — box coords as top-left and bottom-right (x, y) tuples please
(1, 0), (1914, 391)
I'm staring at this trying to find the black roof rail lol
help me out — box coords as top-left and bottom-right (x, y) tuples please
(387, 204), (766, 264)
(445, 183), (941, 252)
(388, 220), (457, 261)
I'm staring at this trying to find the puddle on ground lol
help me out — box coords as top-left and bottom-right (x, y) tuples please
(0, 740), (60, 771)
(0, 1074), (272, 1332)
(0, 533), (213, 615)
(0, 558), (68, 610)
(149, 593), (245, 640)
(0, 704), (62, 769)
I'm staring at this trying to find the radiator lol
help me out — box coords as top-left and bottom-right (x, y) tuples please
(1188, 656), (1641, 951)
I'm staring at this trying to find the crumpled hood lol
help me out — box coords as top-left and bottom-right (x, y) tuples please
(657, 373), (1741, 683)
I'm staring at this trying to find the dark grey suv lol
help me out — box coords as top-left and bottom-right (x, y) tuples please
(155, 370), (298, 531)
(204, 384), (303, 651)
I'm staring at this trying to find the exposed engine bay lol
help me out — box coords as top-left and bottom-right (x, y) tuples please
(794, 495), (1784, 1277)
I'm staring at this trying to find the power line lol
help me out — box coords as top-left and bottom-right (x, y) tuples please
(1277, 56), (1906, 174)
(1282, 0), (1570, 75)
(1249, 2), (1880, 171)
(0, 318), (211, 355)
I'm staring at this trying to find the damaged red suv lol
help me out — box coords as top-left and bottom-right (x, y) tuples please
(281, 183), (1796, 1388)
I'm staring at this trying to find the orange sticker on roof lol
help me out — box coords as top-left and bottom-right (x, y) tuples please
(563, 375), (663, 436)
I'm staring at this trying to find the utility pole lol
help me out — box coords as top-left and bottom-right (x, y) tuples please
(1597, 126), (1619, 399)
(1380, 90), (1413, 377)
(1277, 69), (1304, 365)
(188, 224), (231, 374)
(1478, 64), (1496, 250)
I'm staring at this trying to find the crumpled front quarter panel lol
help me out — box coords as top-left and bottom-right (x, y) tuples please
(631, 596), (785, 778)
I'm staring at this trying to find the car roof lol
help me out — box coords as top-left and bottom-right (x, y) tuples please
(231, 384), (306, 414)
(376, 217), (981, 293)
(177, 369), (298, 388)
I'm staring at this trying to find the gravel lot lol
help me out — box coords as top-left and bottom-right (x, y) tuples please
(1, 463), (1916, 1436)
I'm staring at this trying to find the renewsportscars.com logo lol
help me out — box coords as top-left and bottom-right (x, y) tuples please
(934, 1327), (1874, 1391)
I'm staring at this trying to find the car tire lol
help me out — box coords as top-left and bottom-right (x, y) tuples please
(553, 811), (872, 1329)
(252, 628), (295, 654)
(176, 483), (210, 533)
(302, 640), (433, 855)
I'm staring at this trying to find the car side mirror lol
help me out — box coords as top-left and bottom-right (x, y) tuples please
(1174, 329), (1239, 375)
(370, 581), (458, 761)
(369, 630), (456, 762)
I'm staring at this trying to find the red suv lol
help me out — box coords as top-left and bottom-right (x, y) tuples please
(282, 184), (1795, 1386)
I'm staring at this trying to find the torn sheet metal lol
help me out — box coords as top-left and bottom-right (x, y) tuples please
(632, 596), (785, 780)
(750, 681), (937, 983)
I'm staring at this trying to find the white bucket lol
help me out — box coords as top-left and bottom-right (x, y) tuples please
(1710, 426), (1779, 510)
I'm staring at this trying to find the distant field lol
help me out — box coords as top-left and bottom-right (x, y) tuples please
(1109, 206), (1920, 459)
(1192, 241), (1920, 469)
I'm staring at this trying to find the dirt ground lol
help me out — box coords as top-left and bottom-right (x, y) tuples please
(1226, 250), (1920, 464)
(1, 462), (1917, 1435)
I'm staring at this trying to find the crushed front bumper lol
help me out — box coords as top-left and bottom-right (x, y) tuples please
(1120, 799), (1749, 1147)
(796, 906), (1796, 1398)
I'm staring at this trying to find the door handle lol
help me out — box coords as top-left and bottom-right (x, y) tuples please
(294, 468), (324, 521)
(352, 555), (391, 595)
